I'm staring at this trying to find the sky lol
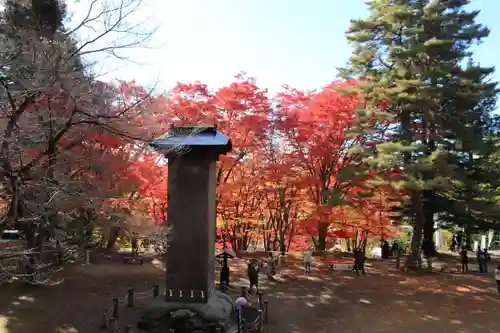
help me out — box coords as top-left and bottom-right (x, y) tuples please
(70, 0), (500, 95)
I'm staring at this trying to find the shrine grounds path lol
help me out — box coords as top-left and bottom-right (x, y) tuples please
(266, 259), (500, 333)
(1, 253), (500, 333)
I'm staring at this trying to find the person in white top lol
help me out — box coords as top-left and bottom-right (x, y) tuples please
(494, 265), (500, 295)
(235, 287), (248, 312)
(266, 253), (275, 279)
(304, 249), (313, 275)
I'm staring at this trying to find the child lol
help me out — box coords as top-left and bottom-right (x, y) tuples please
(494, 265), (500, 295)
(235, 287), (248, 312)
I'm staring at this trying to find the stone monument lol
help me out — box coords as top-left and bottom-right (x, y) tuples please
(138, 125), (236, 332)
(215, 246), (235, 288)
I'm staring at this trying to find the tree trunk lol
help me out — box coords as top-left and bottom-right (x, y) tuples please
(405, 191), (425, 269)
(279, 230), (286, 253)
(286, 222), (295, 252)
(361, 235), (367, 253)
(422, 192), (437, 257)
(317, 222), (327, 251)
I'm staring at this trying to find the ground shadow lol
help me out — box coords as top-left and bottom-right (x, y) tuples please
(265, 260), (500, 333)
(0, 254), (281, 333)
(2, 255), (498, 333)
(0, 261), (164, 333)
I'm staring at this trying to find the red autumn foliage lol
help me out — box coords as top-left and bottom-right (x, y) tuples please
(273, 81), (379, 250)
(4, 75), (400, 251)
(109, 77), (399, 251)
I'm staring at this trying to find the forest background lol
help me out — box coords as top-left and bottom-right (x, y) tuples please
(0, 0), (499, 269)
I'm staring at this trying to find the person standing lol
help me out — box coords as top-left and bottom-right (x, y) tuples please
(266, 253), (275, 279)
(131, 232), (139, 256)
(391, 241), (399, 257)
(451, 236), (458, 252)
(483, 249), (491, 273)
(352, 248), (358, 272)
(304, 249), (313, 275)
(460, 248), (468, 273)
(382, 240), (390, 259)
(477, 249), (486, 273)
(395, 247), (403, 269)
(247, 259), (259, 295)
(354, 247), (366, 276)
(494, 265), (500, 295)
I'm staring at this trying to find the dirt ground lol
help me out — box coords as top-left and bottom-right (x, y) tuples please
(1, 254), (499, 333)
(267, 259), (500, 333)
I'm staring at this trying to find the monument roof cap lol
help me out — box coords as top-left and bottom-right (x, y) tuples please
(215, 247), (236, 258)
(149, 125), (232, 156)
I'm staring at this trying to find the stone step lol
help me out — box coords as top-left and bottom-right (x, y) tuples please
(330, 263), (354, 271)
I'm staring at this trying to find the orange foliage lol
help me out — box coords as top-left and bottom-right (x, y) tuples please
(30, 76), (399, 251)
(130, 77), (397, 251)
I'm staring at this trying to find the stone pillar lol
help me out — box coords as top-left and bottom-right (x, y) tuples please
(165, 152), (217, 303)
(150, 125), (232, 305)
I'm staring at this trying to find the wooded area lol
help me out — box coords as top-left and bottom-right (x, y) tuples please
(0, 0), (498, 272)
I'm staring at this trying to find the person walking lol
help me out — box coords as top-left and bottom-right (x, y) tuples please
(494, 265), (500, 295)
(352, 248), (358, 272)
(266, 253), (275, 279)
(247, 259), (259, 295)
(460, 248), (468, 273)
(304, 249), (313, 275)
(354, 247), (366, 276)
(477, 249), (486, 273)
(483, 249), (491, 273)
(131, 232), (139, 256)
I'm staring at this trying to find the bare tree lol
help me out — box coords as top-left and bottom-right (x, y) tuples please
(0, 0), (157, 238)
(66, 0), (155, 59)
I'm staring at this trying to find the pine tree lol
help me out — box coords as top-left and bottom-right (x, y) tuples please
(4, 0), (66, 37)
(341, 0), (497, 268)
(0, 0), (82, 92)
(442, 116), (500, 238)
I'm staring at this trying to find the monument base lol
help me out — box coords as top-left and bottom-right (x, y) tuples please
(137, 290), (237, 332)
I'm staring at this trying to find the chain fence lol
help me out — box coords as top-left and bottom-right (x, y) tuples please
(99, 283), (269, 333)
(239, 291), (268, 333)
(100, 285), (160, 332)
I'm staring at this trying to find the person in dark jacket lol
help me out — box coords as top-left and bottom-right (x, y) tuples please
(391, 242), (399, 257)
(247, 259), (259, 295)
(382, 240), (390, 259)
(354, 248), (366, 276)
(483, 249), (490, 273)
(131, 232), (139, 256)
(477, 249), (486, 273)
(460, 248), (468, 273)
